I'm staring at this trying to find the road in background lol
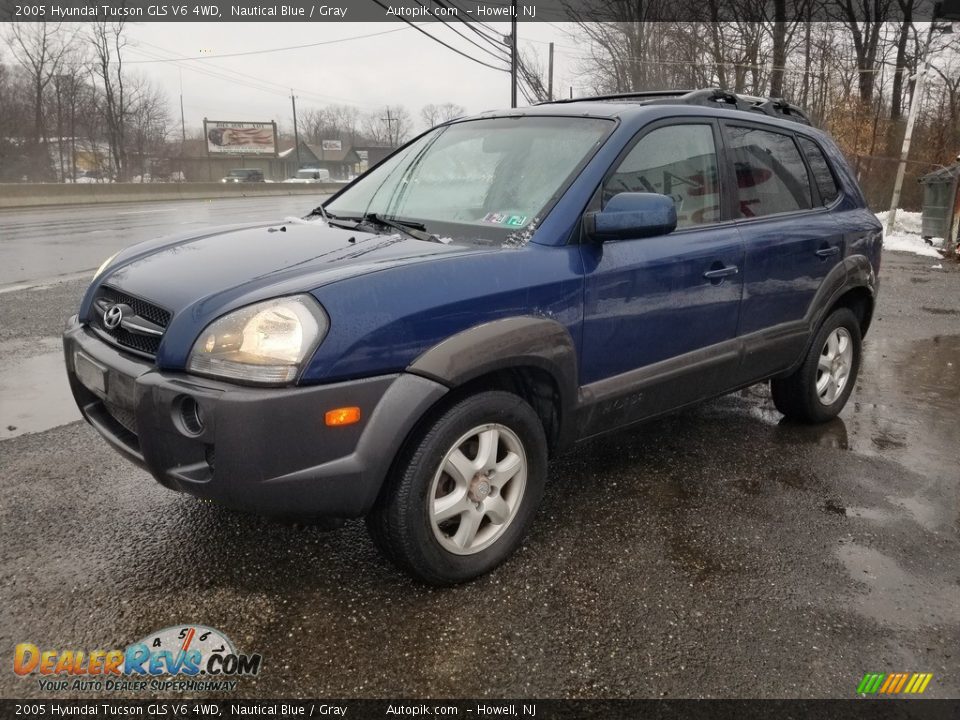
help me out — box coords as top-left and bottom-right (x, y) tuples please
(0, 195), (327, 286)
(0, 250), (958, 698)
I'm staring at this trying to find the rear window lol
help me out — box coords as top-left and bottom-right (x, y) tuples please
(725, 125), (812, 218)
(797, 136), (840, 205)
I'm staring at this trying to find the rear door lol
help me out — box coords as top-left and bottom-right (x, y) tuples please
(721, 121), (844, 379)
(578, 119), (745, 433)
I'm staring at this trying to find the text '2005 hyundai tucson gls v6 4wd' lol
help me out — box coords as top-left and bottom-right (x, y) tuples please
(65, 89), (882, 585)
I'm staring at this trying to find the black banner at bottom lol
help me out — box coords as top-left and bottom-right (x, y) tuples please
(2, 699), (960, 720)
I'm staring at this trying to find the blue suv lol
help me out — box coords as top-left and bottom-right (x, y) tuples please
(64, 89), (882, 584)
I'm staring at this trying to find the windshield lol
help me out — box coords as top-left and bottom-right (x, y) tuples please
(325, 116), (612, 244)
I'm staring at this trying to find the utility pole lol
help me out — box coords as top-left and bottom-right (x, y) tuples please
(547, 42), (554, 102)
(179, 70), (186, 144)
(382, 107), (398, 147)
(179, 70), (186, 182)
(887, 15), (945, 234)
(510, 0), (518, 108)
(291, 91), (301, 169)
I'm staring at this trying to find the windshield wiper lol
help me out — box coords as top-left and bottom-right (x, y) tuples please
(354, 213), (442, 243)
(307, 204), (329, 221)
(308, 205), (364, 232)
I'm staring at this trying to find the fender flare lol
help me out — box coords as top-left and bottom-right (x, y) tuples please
(783, 254), (877, 376)
(806, 254), (877, 331)
(407, 316), (579, 445)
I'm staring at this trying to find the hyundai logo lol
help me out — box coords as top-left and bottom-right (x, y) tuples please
(103, 304), (124, 330)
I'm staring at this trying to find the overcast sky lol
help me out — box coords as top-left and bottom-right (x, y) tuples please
(121, 22), (585, 136)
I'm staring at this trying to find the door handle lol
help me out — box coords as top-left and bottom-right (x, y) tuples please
(815, 245), (840, 258)
(703, 265), (739, 280)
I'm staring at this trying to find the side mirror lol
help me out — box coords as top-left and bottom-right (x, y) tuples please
(584, 192), (678, 241)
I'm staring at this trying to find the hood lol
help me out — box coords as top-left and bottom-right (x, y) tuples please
(97, 219), (475, 315)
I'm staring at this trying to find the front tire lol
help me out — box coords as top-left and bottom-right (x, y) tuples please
(771, 307), (862, 423)
(366, 391), (547, 585)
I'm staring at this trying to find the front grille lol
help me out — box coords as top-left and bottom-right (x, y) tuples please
(91, 286), (171, 357)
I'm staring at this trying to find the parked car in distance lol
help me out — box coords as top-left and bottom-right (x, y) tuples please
(283, 168), (331, 184)
(220, 168), (264, 183)
(65, 89), (882, 585)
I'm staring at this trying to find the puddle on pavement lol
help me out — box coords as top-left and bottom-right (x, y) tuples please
(848, 334), (960, 481)
(0, 338), (80, 439)
(894, 334), (960, 408)
(837, 542), (960, 628)
(773, 417), (850, 449)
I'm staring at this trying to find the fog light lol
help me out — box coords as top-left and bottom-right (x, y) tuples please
(177, 396), (205, 436)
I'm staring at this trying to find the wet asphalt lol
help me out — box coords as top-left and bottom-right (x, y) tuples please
(0, 230), (958, 699)
(0, 195), (324, 285)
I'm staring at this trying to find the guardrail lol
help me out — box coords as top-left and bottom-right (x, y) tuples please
(0, 182), (345, 209)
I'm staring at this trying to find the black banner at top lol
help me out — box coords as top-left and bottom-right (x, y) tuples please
(0, 0), (954, 23)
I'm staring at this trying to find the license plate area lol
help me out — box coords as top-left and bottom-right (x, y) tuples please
(75, 351), (107, 396)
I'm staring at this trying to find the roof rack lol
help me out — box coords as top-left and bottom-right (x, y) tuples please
(541, 89), (695, 104)
(540, 88), (811, 126)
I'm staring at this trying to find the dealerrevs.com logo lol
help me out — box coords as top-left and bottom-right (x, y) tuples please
(14, 625), (262, 693)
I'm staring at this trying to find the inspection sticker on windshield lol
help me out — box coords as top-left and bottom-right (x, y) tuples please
(483, 212), (527, 226)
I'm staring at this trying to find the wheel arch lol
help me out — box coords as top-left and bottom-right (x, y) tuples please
(807, 254), (877, 337)
(829, 285), (875, 337)
(406, 317), (579, 454)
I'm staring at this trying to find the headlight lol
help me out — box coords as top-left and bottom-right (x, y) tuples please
(187, 295), (328, 385)
(93, 252), (119, 279)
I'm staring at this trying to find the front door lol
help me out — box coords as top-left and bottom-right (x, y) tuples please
(578, 120), (744, 433)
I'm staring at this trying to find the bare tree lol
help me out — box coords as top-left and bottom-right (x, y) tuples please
(127, 75), (171, 180)
(363, 105), (412, 147)
(5, 22), (77, 179)
(889, 0), (916, 120)
(87, 22), (129, 180)
(834, 0), (894, 105)
(420, 102), (466, 127)
(300, 103), (362, 145)
(766, 0), (810, 98)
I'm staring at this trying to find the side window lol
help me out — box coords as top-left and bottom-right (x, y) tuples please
(725, 125), (812, 218)
(797, 136), (840, 205)
(603, 124), (721, 229)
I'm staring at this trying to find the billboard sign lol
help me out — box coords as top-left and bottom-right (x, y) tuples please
(205, 120), (277, 155)
(321, 139), (342, 152)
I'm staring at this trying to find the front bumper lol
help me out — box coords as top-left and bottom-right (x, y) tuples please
(63, 317), (447, 517)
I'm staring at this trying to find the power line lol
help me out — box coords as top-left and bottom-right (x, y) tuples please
(438, 0), (512, 51)
(430, 0), (512, 62)
(411, 0), (510, 63)
(117, 26), (417, 63)
(128, 47), (291, 99)
(367, 0), (509, 72)
(132, 40), (379, 108)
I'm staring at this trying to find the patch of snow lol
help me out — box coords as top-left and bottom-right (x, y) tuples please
(283, 215), (322, 225)
(874, 210), (943, 258)
(883, 233), (943, 258)
(875, 209), (923, 237)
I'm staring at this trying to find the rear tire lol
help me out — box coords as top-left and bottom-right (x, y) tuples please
(366, 391), (547, 585)
(771, 307), (862, 424)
